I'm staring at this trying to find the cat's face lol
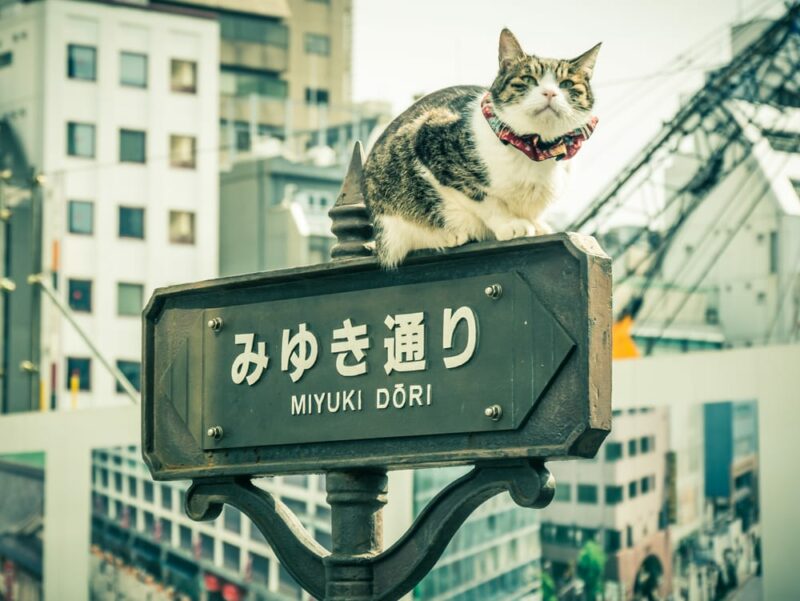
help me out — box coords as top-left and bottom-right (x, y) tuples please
(489, 28), (600, 141)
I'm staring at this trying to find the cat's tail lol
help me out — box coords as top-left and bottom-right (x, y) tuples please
(373, 216), (407, 270)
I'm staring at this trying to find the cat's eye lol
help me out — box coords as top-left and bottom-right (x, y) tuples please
(522, 75), (538, 86)
(559, 80), (574, 89)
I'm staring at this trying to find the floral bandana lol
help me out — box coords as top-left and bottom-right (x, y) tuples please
(480, 92), (598, 162)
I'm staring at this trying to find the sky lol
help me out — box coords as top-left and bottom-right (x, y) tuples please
(350, 0), (787, 224)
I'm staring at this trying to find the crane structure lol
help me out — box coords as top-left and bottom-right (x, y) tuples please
(570, 1), (800, 354)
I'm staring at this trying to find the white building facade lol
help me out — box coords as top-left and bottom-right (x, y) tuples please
(0, 0), (219, 409)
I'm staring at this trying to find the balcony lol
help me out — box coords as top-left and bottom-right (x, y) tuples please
(220, 39), (288, 73)
(220, 94), (286, 128)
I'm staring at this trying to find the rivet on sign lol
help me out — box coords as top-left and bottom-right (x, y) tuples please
(484, 284), (503, 299)
(484, 405), (503, 421)
(208, 317), (223, 332)
(207, 426), (224, 440)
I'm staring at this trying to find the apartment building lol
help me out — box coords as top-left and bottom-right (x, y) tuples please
(541, 407), (672, 600)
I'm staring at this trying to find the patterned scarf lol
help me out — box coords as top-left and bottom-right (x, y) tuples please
(480, 92), (598, 162)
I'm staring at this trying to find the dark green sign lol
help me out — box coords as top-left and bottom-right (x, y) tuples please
(143, 234), (611, 479)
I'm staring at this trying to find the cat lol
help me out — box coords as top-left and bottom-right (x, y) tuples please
(363, 28), (600, 268)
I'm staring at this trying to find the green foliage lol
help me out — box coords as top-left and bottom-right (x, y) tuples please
(577, 540), (606, 600)
(542, 570), (557, 601)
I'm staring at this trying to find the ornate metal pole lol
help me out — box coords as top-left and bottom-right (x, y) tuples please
(325, 142), (385, 600)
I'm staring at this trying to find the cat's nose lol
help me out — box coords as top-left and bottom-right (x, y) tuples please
(542, 89), (557, 100)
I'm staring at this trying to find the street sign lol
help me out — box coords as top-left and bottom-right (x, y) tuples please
(142, 233), (611, 480)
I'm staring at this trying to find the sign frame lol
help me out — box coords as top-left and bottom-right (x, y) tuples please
(142, 233), (611, 480)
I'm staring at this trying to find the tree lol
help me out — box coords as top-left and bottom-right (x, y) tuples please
(542, 570), (557, 601)
(577, 540), (607, 600)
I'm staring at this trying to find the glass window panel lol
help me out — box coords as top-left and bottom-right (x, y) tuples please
(120, 51), (147, 87)
(68, 200), (93, 235)
(117, 282), (143, 316)
(223, 542), (240, 572)
(170, 134), (196, 168)
(67, 44), (96, 80)
(171, 59), (197, 93)
(0, 51), (12, 68)
(577, 484), (598, 504)
(605, 485), (624, 505)
(66, 357), (91, 391)
(553, 483), (571, 502)
(68, 278), (92, 312)
(169, 210), (195, 244)
(304, 33), (330, 55)
(67, 122), (95, 158)
(116, 360), (141, 393)
(120, 129), (146, 163)
(119, 206), (145, 239)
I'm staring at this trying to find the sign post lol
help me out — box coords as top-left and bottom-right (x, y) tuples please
(142, 142), (612, 600)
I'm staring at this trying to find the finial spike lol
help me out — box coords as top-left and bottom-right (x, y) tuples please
(329, 141), (374, 260)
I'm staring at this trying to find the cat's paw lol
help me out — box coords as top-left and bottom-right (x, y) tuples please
(443, 230), (471, 248)
(493, 219), (537, 241)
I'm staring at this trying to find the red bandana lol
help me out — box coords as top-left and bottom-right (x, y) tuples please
(480, 92), (598, 162)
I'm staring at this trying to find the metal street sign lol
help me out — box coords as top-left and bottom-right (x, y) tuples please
(142, 234), (611, 480)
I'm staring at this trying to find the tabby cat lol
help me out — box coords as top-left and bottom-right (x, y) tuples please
(364, 28), (600, 268)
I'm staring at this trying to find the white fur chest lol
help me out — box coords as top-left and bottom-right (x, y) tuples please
(470, 99), (569, 214)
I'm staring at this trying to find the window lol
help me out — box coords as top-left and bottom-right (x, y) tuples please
(66, 357), (91, 391)
(223, 542), (240, 572)
(769, 231), (779, 274)
(251, 553), (269, 585)
(116, 360), (141, 393)
(221, 67), (287, 98)
(224, 507), (241, 533)
(0, 51), (12, 69)
(160, 518), (172, 543)
(117, 283), (143, 316)
(605, 529), (621, 553)
(170, 135), (196, 168)
(305, 87), (329, 105)
(605, 442), (623, 461)
(628, 439), (638, 457)
(144, 511), (155, 535)
(67, 44), (96, 80)
(68, 200), (93, 235)
(577, 484), (598, 504)
(114, 472), (123, 492)
(605, 485), (624, 505)
(628, 480), (638, 499)
(120, 52), (147, 88)
(553, 484), (572, 502)
(67, 122), (95, 158)
(128, 476), (138, 497)
(144, 480), (154, 503)
(68, 279), (92, 312)
(626, 525), (634, 547)
(119, 207), (145, 239)
(220, 14), (288, 46)
(200, 533), (214, 560)
(179, 525), (193, 551)
(161, 485), (173, 509)
(304, 33), (330, 55)
(120, 129), (146, 163)
(641, 475), (655, 494)
(169, 210), (195, 244)
(641, 436), (653, 453)
(171, 59), (197, 93)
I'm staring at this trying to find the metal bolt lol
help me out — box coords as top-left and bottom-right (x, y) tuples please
(207, 426), (224, 440)
(484, 405), (503, 421)
(207, 317), (223, 332)
(484, 284), (503, 299)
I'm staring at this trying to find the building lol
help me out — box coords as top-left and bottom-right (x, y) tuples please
(0, 0), (220, 411)
(147, 0), (357, 161)
(409, 469), (543, 601)
(219, 154), (343, 276)
(540, 407), (672, 600)
(89, 445), (333, 601)
(703, 401), (759, 530)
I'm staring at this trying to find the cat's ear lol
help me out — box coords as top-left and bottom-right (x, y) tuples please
(571, 42), (602, 78)
(498, 28), (525, 67)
